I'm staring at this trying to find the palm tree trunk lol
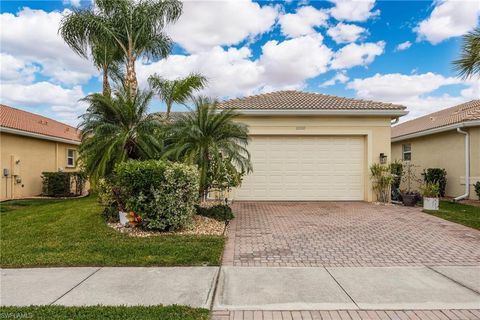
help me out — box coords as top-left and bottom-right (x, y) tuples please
(102, 65), (111, 97)
(126, 55), (138, 97)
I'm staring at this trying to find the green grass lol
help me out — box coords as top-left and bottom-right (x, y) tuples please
(0, 305), (209, 320)
(0, 196), (224, 267)
(424, 200), (480, 230)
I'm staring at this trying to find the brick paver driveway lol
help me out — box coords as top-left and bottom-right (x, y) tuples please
(223, 202), (480, 267)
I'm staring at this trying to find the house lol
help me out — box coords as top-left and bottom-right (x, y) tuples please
(0, 104), (82, 201)
(218, 90), (407, 202)
(391, 100), (480, 200)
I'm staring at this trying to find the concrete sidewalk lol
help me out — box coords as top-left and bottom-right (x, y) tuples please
(0, 267), (218, 308)
(1, 266), (479, 310)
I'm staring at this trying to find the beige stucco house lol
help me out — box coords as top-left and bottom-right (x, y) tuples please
(392, 100), (480, 200)
(218, 91), (407, 202)
(0, 104), (82, 201)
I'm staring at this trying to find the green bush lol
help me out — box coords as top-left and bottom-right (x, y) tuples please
(475, 181), (480, 200)
(422, 168), (447, 197)
(195, 204), (234, 221)
(41, 172), (86, 197)
(390, 161), (403, 201)
(115, 160), (199, 231)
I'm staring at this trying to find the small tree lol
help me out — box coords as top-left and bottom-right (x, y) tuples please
(370, 163), (394, 203)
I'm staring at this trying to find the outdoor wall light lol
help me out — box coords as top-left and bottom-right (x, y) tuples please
(379, 153), (388, 164)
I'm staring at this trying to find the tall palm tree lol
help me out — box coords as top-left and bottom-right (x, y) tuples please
(164, 97), (252, 198)
(59, 0), (182, 96)
(148, 73), (207, 119)
(91, 42), (124, 96)
(453, 27), (480, 79)
(79, 87), (163, 183)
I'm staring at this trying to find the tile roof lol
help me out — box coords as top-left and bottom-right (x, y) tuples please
(218, 90), (407, 111)
(0, 104), (81, 142)
(392, 100), (480, 139)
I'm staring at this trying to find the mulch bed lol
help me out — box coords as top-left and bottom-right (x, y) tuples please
(108, 215), (226, 237)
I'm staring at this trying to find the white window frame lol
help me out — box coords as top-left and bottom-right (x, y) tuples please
(66, 148), (76, 168)
(402, 143), (411, 161)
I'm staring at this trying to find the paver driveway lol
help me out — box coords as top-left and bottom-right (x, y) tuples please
(223, 202), (480, 267)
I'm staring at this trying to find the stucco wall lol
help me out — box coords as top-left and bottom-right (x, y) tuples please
(235, 115), (392, 202)
(392, 126), (480, 199)
(0, 132), (80, 201)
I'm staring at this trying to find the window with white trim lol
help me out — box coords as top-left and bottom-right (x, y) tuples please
(67, 149), (76, 167)
(402, 143), (411, 161)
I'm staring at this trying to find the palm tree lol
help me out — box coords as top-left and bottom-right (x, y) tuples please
(164, 97), (252, 198)
(59, 0), (182, 96)
(453, 27), (480, 79)
(79, 87), (163, 183)
(148, 73), (207, 119)
(91, 42), (124, 96)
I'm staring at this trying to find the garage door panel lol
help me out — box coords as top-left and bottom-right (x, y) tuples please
(235, 135), (365, 201)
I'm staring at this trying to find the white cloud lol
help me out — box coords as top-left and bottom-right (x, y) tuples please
(0, 53), (39, 84)
(327, 23), (367, 43)
(329, 0), (379, 22)
(260, 34), (333, 88)
(279, 6), (329, 38)
(0, 81), (87, 124)
(167, 0), (279, 53)
(331, 41), (385, 69)
(415, 0), (480, 44)
(395, 41), (412, 51)
(138, 46), (263, 98)
(347, 72), (477, 120)
(320, 71), (349, 87)
(0, 8), (97, 85)
(138, 35), (333, 98)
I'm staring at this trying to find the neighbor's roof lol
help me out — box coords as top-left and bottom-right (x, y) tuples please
(392, 100), (480, 139)
(0, 104), (81, 143)
(218, 90), (407, 111)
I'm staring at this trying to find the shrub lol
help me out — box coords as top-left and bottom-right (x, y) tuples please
(370, 163), (394, 203)
(422, 168), (447, 197)
(420, 183), (440, 198)
(115, 160), (199, 231)
(475, 181), (480, 200)
(41, 172), (86, 197)
(195, 204), (234, 221)
(390, 161), (403, 201)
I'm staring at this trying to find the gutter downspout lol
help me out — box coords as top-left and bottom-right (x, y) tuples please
(454, 127), (470, 201)
(391, 117), (399, 125)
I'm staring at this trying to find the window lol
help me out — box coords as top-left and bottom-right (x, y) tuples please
(402, 144), (411, 161)
(67, 149), (76, 167)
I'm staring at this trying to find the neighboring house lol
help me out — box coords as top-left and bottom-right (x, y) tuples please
(218, 90), (407, 202)
(0, 104), (82, 201)
(392, 100), (480, 200)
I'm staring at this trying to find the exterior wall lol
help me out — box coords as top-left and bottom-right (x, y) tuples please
(391, 126), (480, 199)
(0, 132), (80, 201)
(234, 115), (393, 202)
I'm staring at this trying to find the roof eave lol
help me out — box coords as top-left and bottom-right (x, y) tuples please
(231, 109), (408, 117)
(392, 120), (480, 142)
(0, 126), (81, 145)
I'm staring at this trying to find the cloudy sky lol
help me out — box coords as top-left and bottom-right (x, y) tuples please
(1, 0), (479, 125)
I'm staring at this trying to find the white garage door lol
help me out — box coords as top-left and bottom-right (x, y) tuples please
(235, 135), (365, 201)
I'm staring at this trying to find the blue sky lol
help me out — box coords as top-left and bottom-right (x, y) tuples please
(1, 0), (479, 125)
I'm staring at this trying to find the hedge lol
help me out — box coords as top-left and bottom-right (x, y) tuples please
(115, 160), (199, 231)
(41, 172), (86, 197)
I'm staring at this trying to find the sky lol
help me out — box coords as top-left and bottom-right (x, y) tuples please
(1, 0), (479, 125)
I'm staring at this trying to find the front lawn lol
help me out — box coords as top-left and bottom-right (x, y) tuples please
(0, 196), (224, 267)
(424, 200), (480, 230)
(0, 305), (209, 320)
